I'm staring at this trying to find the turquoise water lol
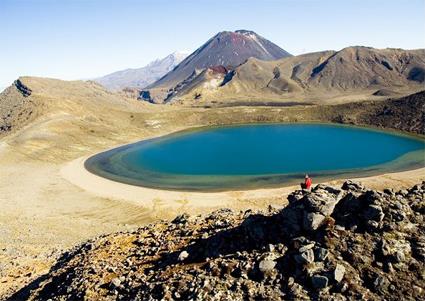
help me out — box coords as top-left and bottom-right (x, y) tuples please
(85, 124), (425, 191)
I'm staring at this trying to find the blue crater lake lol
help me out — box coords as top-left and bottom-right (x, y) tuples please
(85, 124), (425, 191)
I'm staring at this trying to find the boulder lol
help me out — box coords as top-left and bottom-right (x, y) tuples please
(303, 192), (338, 215)
(314, 247), (329, 262)
(333, 264), (345, 282)
(178, 250), (189, 261)
(295, 249), (315, 264)
(363, 205), (384, 222)
(303, 212), (326, 231)
(341, 180), (365, 191)
(298, 243), (315, 253)
(110, 277), (121, 289)
(311, 275), (329, 289)
(411, 238), (425, 262)
(172, 213), (190, 224)
(287, 190), (306, 203)
(299, 186), (342, 232)
(258, 260), (276, 277)
(380, 239), (411, 263)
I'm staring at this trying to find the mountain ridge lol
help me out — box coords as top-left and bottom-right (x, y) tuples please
(144, 30), (292, 102)
(94, 51), (189, 91)
(166, 46), (425, 105)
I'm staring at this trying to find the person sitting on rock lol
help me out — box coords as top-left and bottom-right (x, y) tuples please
(301, 174), (312, 190)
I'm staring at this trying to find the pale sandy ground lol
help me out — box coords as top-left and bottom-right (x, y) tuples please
(1, 137), (424, 297)
(62, 155), (425, 210)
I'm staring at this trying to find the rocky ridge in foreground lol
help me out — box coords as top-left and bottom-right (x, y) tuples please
(7, 182), (425, 301)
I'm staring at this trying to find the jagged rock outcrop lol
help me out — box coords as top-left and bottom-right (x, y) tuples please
(7, 182), (425, 301)
(14, 79), (32, 97)
(0, 79), (36, 135)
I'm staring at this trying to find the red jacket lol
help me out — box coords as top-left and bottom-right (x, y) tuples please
(305, 177), (312, 189)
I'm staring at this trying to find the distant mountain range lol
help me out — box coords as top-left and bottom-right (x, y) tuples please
(93, 29), (425, 105)
(140, 31), (425, 104)
(94, 51), (189, 91)
(167, 46), (425, 105)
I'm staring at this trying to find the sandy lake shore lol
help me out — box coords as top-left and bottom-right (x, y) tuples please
(63, 153), (425, 211)
(1, 138), (424, 297)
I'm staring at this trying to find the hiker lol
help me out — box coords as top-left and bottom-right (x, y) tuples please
(301, 174), (312, 190)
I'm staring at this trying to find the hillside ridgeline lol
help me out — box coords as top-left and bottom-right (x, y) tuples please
(0, 77), (424, 155)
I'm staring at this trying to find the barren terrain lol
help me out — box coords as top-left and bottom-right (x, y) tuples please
(0, 77), (424, 298)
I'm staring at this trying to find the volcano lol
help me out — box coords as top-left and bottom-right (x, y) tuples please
(144, 30), (291, 102)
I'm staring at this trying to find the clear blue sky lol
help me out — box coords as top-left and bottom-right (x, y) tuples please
(1, 0), (424, 89)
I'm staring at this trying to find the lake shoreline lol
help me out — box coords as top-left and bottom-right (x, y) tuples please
(81, 123), (425, 192)
(62, 151), (425, 209)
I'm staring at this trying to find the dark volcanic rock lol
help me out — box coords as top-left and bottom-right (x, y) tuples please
(6, 181), (425, 301)
(14, 79), (32, 97)
(339, 90), (425, 135)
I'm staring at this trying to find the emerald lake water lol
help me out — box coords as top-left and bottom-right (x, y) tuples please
(85, 124), (425, 191)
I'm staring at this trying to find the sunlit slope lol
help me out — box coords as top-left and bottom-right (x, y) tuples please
(172, 47), (425, 105)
